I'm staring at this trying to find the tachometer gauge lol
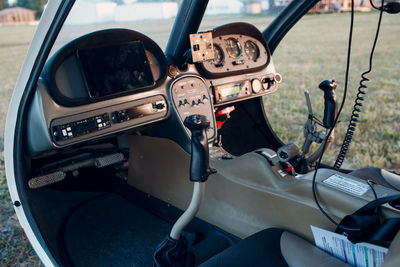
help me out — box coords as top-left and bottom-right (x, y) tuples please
(225, 38), (242, 59)
(211, 44), (224, 67)
(244, 40), (259, 61)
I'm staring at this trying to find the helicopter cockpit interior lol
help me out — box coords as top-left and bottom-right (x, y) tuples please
(5, 0), (400, 266)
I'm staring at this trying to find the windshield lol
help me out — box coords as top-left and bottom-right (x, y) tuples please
(52, 0), (288, 56)
(51, 0), (178, 55)
(199, 0), (283, 32)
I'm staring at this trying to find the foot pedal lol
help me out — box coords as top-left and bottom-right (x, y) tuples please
(94, 153), (124, 168)
(28, 171), (66, 189)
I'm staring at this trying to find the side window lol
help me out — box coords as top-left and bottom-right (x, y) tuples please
(264, 11), (400, 171)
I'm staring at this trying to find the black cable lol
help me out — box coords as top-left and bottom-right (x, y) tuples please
(311, 0), (358, 232)
(334, 0), (385, 169)
(367, 180), (378, 200)
(370, 0), (380, 10)
(311, 0), (385, 232)
(312, 0), (384, 232)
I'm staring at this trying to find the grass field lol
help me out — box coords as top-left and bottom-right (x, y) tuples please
(0, 25), (41, 266)
(267, 11), (400, 170)
(0, 11), (399, 266)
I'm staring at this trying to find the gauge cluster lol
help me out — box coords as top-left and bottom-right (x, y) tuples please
(200, 34), (269, 77)
(195, 22), (271, 80)
(195, 22), (280, 107)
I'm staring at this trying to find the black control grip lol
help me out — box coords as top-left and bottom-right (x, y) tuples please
(184, 115), (216, 182)
(319, 79), (338, 128)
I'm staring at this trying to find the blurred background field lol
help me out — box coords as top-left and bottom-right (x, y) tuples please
(0, 24), (41, 266)
(0, 10), (399, 266)
(267, 11), (400, 171)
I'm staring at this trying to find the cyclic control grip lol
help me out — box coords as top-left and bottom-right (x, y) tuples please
(319, 79), (338, 128)
(184, 114), (216, 182)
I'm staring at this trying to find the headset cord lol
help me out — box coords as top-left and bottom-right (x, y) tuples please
(312, 0), (384, 232)
(334, 0), (385, 169)
(311, 0), (357, 232)
(311, 0), (386, 233)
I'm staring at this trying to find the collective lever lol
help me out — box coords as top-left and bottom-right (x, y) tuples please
(293, 79), (338, 174)
(154, 114), (216, 267)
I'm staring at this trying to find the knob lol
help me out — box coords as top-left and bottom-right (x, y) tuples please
(262, 76), (274, 90)
(319, 79), (337, 91)
(319, 79), (337, 128)
(155, 103), (165, 110)
(274, 73), (282, 84)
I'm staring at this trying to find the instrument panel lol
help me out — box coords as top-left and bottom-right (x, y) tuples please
(27, 23), (281, 155)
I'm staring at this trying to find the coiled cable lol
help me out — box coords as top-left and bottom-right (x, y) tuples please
(311, 0), (357, 232)
(334, 0), (384, 169)
(311, 0), (389, 233)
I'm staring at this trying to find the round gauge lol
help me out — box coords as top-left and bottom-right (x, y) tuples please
(244, 40), (259, 61)
(211, 44), (224, 67)
(251, 79), (262, 93)
(225, 38), (242, 59)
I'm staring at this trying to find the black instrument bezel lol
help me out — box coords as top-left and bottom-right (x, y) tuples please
(44, 29), (168, 107)
(195, 22), (271, 79)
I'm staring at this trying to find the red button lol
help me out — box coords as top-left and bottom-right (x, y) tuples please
(181, 85), (184, 89)
(191, 83), (194, 87)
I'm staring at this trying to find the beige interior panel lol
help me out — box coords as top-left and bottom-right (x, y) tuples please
(384, 231), (400, 266)
(127, 135), (400, 244)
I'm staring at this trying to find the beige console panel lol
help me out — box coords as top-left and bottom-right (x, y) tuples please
(127, 135), (400, 243)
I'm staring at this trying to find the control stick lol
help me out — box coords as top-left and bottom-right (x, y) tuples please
(319, 79), (338, 129)
(154, 114), (216, 267)
(294, 80), (338, 174)
(184, 115), (217, 183)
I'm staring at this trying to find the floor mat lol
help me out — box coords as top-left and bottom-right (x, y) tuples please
(63, 194), (171, 267)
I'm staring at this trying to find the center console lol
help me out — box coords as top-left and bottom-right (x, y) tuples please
(170, 75), (217, 141)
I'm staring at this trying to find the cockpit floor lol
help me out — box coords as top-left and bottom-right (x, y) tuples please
(62, 193), (170, 267)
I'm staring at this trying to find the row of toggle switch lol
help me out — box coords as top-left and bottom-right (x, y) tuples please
(178, 94), (209, 107)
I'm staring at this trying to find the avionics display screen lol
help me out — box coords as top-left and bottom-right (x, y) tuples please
(217, 84), (241, 100)
(78, 41), (154, 98)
